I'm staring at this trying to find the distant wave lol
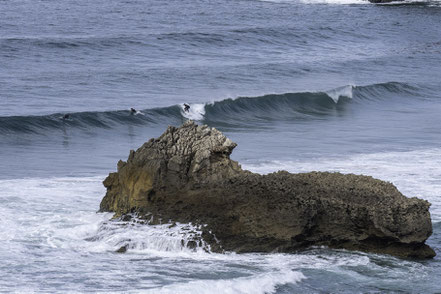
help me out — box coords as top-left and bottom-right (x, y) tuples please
(374, 0), (441, 6)
(0, 24), (366, 52)
(0, 82), (423, 135)
(0, 106), (183, 135)
(149, 270), (305, 294)
(258, 0), (366, 4)
(259, 0), (441, 6)
(0, 35), (147, 51)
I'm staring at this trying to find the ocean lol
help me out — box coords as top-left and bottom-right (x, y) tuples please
(1, 0), (441, 292)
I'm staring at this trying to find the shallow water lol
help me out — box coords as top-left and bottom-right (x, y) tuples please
(1, 0), (441, 292)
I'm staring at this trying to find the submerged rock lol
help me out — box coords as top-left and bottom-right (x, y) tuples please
(100, 121), (435, 258)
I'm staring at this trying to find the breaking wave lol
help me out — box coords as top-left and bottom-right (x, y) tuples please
(1, 175), (433, 292)
(0, 82), (423, 134)
(149, 270), (306, 294)
(259, 0), (441, 6)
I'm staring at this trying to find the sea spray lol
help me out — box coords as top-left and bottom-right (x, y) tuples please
(326, 85), (354, 103)
(0, 82), (423, 135)
(87, 216), (212, 255)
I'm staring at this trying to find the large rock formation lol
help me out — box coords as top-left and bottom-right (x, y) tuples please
(100, 121), (435, 258)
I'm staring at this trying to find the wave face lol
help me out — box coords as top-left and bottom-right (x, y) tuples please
(0, 82), (424, 135)
(0, 106), (182, 135)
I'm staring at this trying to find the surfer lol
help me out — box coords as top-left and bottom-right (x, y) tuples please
(130, 108), (137, 114)
(62, 114), (70, 120)
(183, 103), (190, 112)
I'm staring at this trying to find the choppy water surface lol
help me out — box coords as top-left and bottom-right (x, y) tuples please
(1, 0), (441, 292)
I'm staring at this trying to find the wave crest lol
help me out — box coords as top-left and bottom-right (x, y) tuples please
(0, 82), (421, 135)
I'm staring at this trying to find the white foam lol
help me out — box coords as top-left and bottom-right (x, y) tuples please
(378, 0), (438, 5)
(258, 0), (368, 5)
(0, 176), (210, 258)
(301, 0), (366, 4)
(243, 148), (441, 222)
(326, 85), (354, 103)
(0, 176), (105, 244)
(0, 172), (434, 291)
(149, 270), (305, 294)
(261, 0), (441, 5)
(78, 218), (212, 256)
(181, 103), (206, 121)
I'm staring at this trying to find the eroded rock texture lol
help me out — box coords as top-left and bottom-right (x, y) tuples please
(100, 121), (435, 258)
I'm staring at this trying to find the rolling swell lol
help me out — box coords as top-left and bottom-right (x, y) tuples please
(203, 90), (349, 124)
(0, 106), (183, 135)
(0, 82), (423, 135)
(0, 24), (376, 54)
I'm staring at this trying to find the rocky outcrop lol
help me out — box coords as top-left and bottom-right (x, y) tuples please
(100, 121), (435, 258)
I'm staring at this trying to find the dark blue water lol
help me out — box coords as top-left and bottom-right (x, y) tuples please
(1, 0), (441, 292)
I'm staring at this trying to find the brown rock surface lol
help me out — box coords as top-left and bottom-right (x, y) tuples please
(100, 121), (435, 258)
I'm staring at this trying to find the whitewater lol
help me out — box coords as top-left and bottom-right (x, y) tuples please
(1, 148), (440, 292)
(1, 0), (441, 292)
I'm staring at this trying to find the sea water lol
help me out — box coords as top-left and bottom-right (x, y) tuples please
(1, 0), (441, 292)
